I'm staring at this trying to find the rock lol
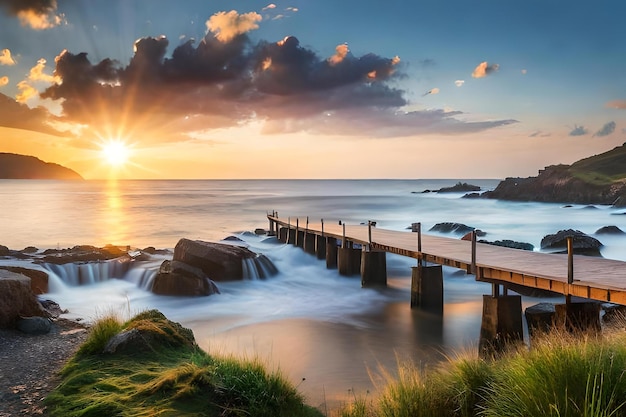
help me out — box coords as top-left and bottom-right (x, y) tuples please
(152, 260), (220, 296)
(460, 230), (487, 240)
(525, 303), (556, 335)
(16, 316), (52, 334)
(173, 238), (258, 281)
(41, 244), (129, 264)
(602, 303), (626, 324)
(462, 192), (481, 199)
(0, 270), (45, 328)
(595, 225), (625, 235)
(254, 228), (267, 235)
(104, 310), (195, 354)
(39, 299), (65, 318)
(436, 182), (481, 193)
(429, 222), (475, 235)
(540, 229), (603, 256)
(21, 246), (38, 254)
(0, 266), (49, 293)
(478, 239), (534, 251)
(0, 245), (9, 256)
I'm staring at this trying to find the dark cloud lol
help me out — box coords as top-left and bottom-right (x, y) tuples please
(262, 107), (518, 137)
(593, 121), (616, 137)
(0, 0), (63, 29)
(569, 125), (588, 136)
(30, 12), (515, 140)
(529, 130), (551, 138)
(0, 92), (68, 136)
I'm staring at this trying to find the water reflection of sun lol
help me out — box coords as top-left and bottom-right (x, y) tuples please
(104, 179), (128, 245)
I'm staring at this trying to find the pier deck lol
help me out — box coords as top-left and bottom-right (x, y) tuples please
(268, 215), (626, 305)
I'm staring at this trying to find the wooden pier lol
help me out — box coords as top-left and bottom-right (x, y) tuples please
(267, 213), (626, 353)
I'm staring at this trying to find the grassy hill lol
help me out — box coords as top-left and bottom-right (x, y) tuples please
(483, 143), (626, 205)
(0, 153), (83, 180)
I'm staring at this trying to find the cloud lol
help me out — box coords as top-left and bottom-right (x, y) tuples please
(569, 125), (588, 136)
(0, 76), (8, 86)
(262, 4), (276, 10)
(23, 10), (517, 142)
(15, 58), (58, 103)
(529, 130), (551, 137)
(262, 107), (517, 137)
(454, 80), (464, 87)
(0, 0), (64, 29)
(206, 10), (262, 43)
(0, 48), (16, 65)
(472, 61), (499, 78)
(593, 121), (616, 137)
(422, 87), (439, 96)
(606, 100), (626, 109)
(521, 69), (527, 75)
(286, 7), (298, 12)
(0, 92), (67, 135)
(328, 43), (349, 66)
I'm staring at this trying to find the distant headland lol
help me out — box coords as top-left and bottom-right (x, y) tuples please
(0, 153), (83, 180)
(480, 142), (626, 207)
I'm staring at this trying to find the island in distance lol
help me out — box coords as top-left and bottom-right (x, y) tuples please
(0, 153), (83, 180)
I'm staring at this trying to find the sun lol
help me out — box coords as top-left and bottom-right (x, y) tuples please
(100, 139), (130, 167)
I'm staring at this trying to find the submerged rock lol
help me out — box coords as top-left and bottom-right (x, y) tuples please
(540, 229), (603, 256)
(429, 222), (475, 235)
(595, 225), (625, 235)
(41, 244), (129, 264)
(479, 239), (534, 251)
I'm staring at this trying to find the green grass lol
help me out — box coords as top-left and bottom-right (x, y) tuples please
(45, 310), (323, 417)
(339, 328), (626, 417)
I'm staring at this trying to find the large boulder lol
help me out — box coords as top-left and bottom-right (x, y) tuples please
(0, 266), (48, 293)
(0, 270), (45, 328)
(540, 229), (603, 256)
(173, 238), (258, 281)
(152, 260), (220, 296)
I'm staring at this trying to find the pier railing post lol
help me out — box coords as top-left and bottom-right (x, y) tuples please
(287, 217), (291, 244)
(567, 235), (573, 305)
(368, 220), (373, 251)
(417, 222), (422, 266)
(471, 230), (477, 275)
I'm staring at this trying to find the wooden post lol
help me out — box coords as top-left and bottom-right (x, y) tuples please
(342, 223), (346, 248)
(287, 217), (291, 244)
(471, 230), (477, 275)
(567, 236), (573, 305)
(411, 265), (443, 313)
(368, 220), (373, 250)
(326, 236), (338, 268)
(417, 222), (422, 266)
(295, 218), (300, 247)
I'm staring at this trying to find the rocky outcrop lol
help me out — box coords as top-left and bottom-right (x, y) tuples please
(0, 270), (45, 328)
(40, 244), (129, 264)
(482, 143), (626, 205)
(430, 222), (475, 235)
(173, 238), (259, 281)
(152, 260), (220, 296)
(540, 229), (603, 256)
(0, 153), (83, 180)
(417, 182), (481, 194)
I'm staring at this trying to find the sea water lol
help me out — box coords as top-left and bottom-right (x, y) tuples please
(2, 179), (626, 409)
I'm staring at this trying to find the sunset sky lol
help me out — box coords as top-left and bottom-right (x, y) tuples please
(1, 0), (625, 179)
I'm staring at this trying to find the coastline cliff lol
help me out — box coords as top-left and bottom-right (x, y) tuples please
(482, 143), (626, 206)
(0, 153), (83, 180)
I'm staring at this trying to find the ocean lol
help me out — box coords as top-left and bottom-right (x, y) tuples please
(2, 178), (626, 409)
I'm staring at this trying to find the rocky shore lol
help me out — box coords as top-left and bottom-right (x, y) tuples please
(0, 318), (88, 416)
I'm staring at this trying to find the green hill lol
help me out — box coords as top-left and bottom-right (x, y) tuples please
(483, 143), (626, 206)
(0, 153), (83, 180)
